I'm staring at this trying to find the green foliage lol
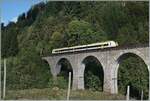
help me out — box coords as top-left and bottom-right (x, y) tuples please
(66, 19), (107, 46)
(116, 24), (138, 45)
(1, 22), (19, 58)
(85, 71), (102, 91)
(2, 1), (148, 57)
(6, 49), (50, 90)
(100, 2), (128, 39)
(51, 31), (64, 48)
(48, 76), (68, 89)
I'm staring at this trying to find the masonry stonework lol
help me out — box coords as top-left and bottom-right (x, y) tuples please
(42, 46), (149, 96)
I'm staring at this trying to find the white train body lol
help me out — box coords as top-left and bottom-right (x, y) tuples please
(52, 41), (118, 54)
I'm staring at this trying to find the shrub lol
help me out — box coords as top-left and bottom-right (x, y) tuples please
(84, 71), (102, 91)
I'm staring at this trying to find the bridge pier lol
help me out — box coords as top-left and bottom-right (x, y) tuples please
(110, 62), (119, 94)
(102, 55), (118, 94)
(103, 67), (114, 93)
(72, 60), (85, 90)
(72, 71), (78, 90)
(77, 63), (85, 89)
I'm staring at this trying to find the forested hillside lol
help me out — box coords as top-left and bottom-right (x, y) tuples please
(1, 1), (149, 100)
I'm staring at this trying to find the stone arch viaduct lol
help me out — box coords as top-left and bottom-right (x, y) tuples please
(42, 44), (149, 96)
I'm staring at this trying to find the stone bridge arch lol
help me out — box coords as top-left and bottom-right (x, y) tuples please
(55, 57), (73, 76)
(81, 55), (105, 74)
(112, 50), (150, 96)
(78, 55), (105, 90)
(42, 56), (74, 78)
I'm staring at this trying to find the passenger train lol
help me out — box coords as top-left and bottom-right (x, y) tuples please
(52, 41), (118, 54)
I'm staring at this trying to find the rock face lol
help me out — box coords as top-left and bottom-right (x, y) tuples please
(42, 45), (149, 95)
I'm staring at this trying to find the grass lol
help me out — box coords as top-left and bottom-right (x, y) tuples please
(5, 87), (126, 100)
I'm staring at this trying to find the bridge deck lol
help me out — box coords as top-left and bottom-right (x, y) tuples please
(44, 43), (149, 57)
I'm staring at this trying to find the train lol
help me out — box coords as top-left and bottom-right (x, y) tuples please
(52, 41), (118, 54)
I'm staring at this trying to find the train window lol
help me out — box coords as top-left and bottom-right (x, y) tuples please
(103, 44), (108, 46)
(83, 44), (100, 49)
